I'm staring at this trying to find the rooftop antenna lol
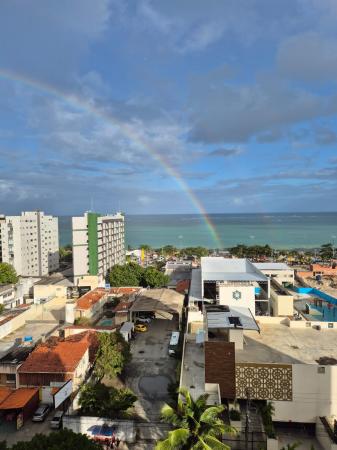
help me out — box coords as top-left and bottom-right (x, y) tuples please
(90, 196), (94, 212)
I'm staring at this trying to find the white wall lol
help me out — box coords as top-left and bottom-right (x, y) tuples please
(273, 364), (337, 423)
(218, 285), (255, 314)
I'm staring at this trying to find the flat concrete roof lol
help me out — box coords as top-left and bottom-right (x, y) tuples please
(253, 262), (292, 271)
(237, 323), (337, 365)
(201, 257), (268, 283)
(0, 321), (59, 358)
(206, 305), (259, 331)
(189, 268), (202, 303)
(181, 335), (206, 399)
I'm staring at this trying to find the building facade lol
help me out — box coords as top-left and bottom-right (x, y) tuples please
(0, 211), (59, 277)
(72, 212), (125, 285)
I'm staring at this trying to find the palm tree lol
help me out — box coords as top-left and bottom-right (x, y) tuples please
(155, 388), (236, 450)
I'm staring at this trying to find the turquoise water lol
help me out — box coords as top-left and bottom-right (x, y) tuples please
(308, 301), (337, 322)
(59, 212), (337, 249)
(96, 318), (114, 327)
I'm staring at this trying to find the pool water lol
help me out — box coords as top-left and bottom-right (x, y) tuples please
(97, 318), (114, 327)
(306, 299), (337, 322)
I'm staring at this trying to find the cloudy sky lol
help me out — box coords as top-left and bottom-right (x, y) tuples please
(0, 0), (337, 215)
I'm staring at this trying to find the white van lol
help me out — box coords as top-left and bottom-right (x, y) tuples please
(168, 331), (180, 356)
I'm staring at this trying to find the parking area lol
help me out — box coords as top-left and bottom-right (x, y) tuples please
(0, 410), (53, 446)
(125, 319), (179, 422)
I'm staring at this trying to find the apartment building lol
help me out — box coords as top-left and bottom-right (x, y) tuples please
(72, 212), (125, 285)
(0, 212), (59, 277)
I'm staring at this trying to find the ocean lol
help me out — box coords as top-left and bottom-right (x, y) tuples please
(58, 213), (337, 250)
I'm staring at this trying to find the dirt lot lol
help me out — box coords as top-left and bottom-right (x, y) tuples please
(124, 319), (179, 423)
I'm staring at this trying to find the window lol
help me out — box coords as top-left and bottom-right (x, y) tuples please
(6, 374), (16, 383)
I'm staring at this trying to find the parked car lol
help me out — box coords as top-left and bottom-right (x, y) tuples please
(32, 404), (50, 422)
(135, 324), (148, 332)
(50, 410), (64, 429)
(136, 316), (151, 324)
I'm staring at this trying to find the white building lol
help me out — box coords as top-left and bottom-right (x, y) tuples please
(199, 257), (270, 316)
(0, 212), (59, 277)
(72, 212), (125, 285)
(253, 262), (294, 286)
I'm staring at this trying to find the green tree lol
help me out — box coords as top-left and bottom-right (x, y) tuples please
(5, 429), (101, 450)
(0, 263), (18, 284)
(141, 266), (169, 288)
(0, 304), (4, 315)
(59, 245), (73, 263)
(140, 244), (151, 251)
(79, 382), (137, 418)
(156, 388), (235, 450)
(94, 332), (131, 380)
(180, 247), (209, 258)
(162, 245), (178, 256)
(108, 264), (140, 287)
(259, 401), (275, 438)
(320, 243), (334, 260)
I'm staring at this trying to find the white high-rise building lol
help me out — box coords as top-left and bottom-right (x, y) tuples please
(72, 212), (125, 285)
(0, 211), (59, 277)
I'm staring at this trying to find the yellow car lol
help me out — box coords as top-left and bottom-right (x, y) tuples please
(135, 323), (148, 332)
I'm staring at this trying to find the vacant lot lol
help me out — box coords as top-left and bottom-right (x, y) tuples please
(125, 319), (179, 422)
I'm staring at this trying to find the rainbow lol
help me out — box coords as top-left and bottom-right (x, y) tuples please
(0, 68), (223, 248)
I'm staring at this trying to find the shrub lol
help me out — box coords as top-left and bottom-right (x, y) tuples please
(229, 409), (241, 421)
(79, 382), (137, 418)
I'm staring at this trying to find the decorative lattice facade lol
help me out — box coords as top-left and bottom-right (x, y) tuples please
(236, 363), (292, 401)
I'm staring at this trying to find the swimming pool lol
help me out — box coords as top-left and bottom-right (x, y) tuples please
(292, 286), (337, 322)
(96, 318), (114, 327)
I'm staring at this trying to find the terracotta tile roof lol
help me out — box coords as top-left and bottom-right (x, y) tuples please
(0, 387), (12, 404)
(18, 332), (96, 374)
(76, 288), (107, 310)
(109, 287), (141, 295)
(176, 279), (190, 294)
(0, 388), (39, 410)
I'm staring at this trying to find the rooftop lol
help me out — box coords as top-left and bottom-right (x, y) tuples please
(0, 321), (60, 358)
(189, 268), (202, 303)
(0, 388), (39, 410)
(201, 257), (268, 283)
(0, 346), (33, 365)
(236, 323), (337, 365)
(76, 288), (107, 310)
(205, 305), (260, 331)
(0, 284), (14, 294)
(109, 287), (141, 295)
(34, 274), (73, 286)
(253, 262), (292, 271)
(130, 288), (184, 316)
(18, 331), (97, 374)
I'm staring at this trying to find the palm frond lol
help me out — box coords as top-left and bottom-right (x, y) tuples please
(203, 435), (231, 450)
(199, 405), (225, 424)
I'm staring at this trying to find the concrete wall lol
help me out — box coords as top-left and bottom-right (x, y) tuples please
(219, 285), (255, 314)
(270, 289), (293, 317)
(0, 296), (65, 339)
(273, 365), (337, 423)
(259, 269), (294, 285)
(34, 284), (68, 300)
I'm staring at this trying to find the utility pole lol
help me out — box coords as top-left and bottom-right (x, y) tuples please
(245, 388), (250, 450)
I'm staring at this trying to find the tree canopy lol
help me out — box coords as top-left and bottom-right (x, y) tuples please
(156, 388), (235, 450)
(94, 331), (131, 380)
(108, 263), (169, 288)
(230, 244), (273, 259)
(0, 429), (101, 450)
(0, 263), (18, 284)
(320, 243), (334, 260)
(79, 382), (137, 418)
(142, 266), (169, 288)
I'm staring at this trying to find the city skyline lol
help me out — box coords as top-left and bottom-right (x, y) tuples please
(1, 1), (337, 215)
